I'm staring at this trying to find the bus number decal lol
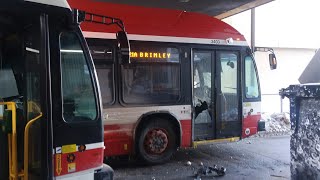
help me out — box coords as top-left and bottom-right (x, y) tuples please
(211, 39), (221, 44)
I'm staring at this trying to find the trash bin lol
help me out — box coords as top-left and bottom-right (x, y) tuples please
(280, 84), (320, 180)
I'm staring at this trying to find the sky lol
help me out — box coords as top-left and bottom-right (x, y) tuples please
(224, 0), (320, 112)
(224, 0), (320, 49)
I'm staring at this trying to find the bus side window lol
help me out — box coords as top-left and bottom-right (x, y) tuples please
(121, 46), (180, 104)
(245, 56), (260, 99)
(60, 32), (97, 122)
(88, 43), (114, 105)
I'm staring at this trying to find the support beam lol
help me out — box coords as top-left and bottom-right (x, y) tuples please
(251, 8), (255, 53)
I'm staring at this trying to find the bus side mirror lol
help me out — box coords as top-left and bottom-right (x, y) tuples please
(254, 47), (277, 70)
(269, 53), (277, 70)
(116, 31), (130, 64)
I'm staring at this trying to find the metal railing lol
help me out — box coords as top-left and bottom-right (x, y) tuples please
(0, 102), (18, 180)
(24, 113), (42, 180)
(0, 102), (42, 180)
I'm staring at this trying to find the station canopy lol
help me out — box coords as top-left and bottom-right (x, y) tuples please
(97, 0), (274, 19)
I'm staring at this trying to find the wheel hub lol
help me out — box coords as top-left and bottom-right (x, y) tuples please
(144, 129), (169, 154)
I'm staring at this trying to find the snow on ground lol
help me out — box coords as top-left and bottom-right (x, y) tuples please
(261, 112), (291, 133)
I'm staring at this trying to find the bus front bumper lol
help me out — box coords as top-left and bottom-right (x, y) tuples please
(94, 164), (114, 180)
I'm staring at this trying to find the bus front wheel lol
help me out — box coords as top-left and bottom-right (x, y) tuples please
(138, 118), (177, 164)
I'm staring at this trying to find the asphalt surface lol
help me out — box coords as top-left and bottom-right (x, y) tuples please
(108, 135), (290, 180)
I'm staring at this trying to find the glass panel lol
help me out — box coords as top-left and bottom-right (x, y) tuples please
(122, 64), (180, 104)
(193, 52), (212, 121)
(245, 56), (260, 98)
(0, 14), (44, 180)
(122, 45), (180, 104)
(60, 32), (97, 122)
(0, 69), (19, 99)
(193, 51), (214, 139)
(24, 20), (42, 180)
(25, 36), (42, 116)
(90, 46), (114, 104)
(219, 52), (238, 120)
(96, 67), (113, 104)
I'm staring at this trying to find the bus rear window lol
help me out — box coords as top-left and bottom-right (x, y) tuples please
(122, 46), (180, 104)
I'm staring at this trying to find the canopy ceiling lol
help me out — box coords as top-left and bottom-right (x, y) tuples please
(96, 0), (274, 19)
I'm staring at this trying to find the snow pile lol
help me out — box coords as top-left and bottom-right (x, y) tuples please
(261, 112), (291, 133)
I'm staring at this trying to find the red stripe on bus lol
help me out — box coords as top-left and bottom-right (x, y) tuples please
(242, 114), (261, 138)
(104, 124), (134, 156)
(104, 123), (135, 131)
(180, 120), (192, 147)
(54, 148), (104, 177)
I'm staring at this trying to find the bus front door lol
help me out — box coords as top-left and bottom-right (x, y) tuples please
(215, 51), (241, 138)
(50, 25), (105, 179)
(193, 50), (241, 140)
(193, 50), (215, 140)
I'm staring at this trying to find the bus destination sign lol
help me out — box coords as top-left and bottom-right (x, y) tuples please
(130, 51), (171, 59)
(129, 46), (180, 63)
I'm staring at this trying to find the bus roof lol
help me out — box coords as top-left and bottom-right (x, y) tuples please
(25, 0), (70, 9)
(68, 0), (247, 45)
(1, 0), (71, 13)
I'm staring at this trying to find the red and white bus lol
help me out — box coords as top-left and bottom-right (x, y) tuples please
(69, 0), (276, 164)
(1, 0), (130, 179)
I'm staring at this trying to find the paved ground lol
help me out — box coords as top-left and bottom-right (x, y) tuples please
(108, 135), (290, 180)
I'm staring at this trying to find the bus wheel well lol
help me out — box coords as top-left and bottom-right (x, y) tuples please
(134, 113), (181, 152)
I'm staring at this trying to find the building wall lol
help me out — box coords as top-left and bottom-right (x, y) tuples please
(255, 48), (316, 112)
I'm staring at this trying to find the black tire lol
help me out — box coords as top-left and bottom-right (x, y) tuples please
(137, 118), (177, 164)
